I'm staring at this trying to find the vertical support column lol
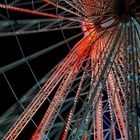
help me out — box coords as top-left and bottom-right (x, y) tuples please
(94, 96), (103, 140)
(125, 20), (139, 140)
(107, 71), (127, 139)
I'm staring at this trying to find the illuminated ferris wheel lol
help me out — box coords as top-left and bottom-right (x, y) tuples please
(0, 0), (140, 140)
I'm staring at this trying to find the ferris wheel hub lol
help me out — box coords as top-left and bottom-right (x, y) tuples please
(112, 0), (126, 15)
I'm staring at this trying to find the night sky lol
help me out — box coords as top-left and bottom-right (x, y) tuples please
(0, 13), (82, 138)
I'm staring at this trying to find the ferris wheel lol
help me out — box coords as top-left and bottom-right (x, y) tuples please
(0, 0), (140, 140)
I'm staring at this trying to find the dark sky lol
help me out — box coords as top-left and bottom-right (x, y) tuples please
(0, 18), (82, 139)
(0, 3), (83, 139)
(0, 27), (82, 111)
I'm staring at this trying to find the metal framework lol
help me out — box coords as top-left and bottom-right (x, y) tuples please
(0, 0), (140, 140)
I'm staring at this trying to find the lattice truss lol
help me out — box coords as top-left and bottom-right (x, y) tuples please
(0, 0), (140, 140)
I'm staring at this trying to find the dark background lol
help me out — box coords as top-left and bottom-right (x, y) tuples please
(0, 9), (82, 138)
(0, 27), (82, 114)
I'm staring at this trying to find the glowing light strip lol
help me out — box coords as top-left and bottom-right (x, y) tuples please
(0, 3), (60, 18)
(0, 3), (81, 22)
(107, 73), (127, 139)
